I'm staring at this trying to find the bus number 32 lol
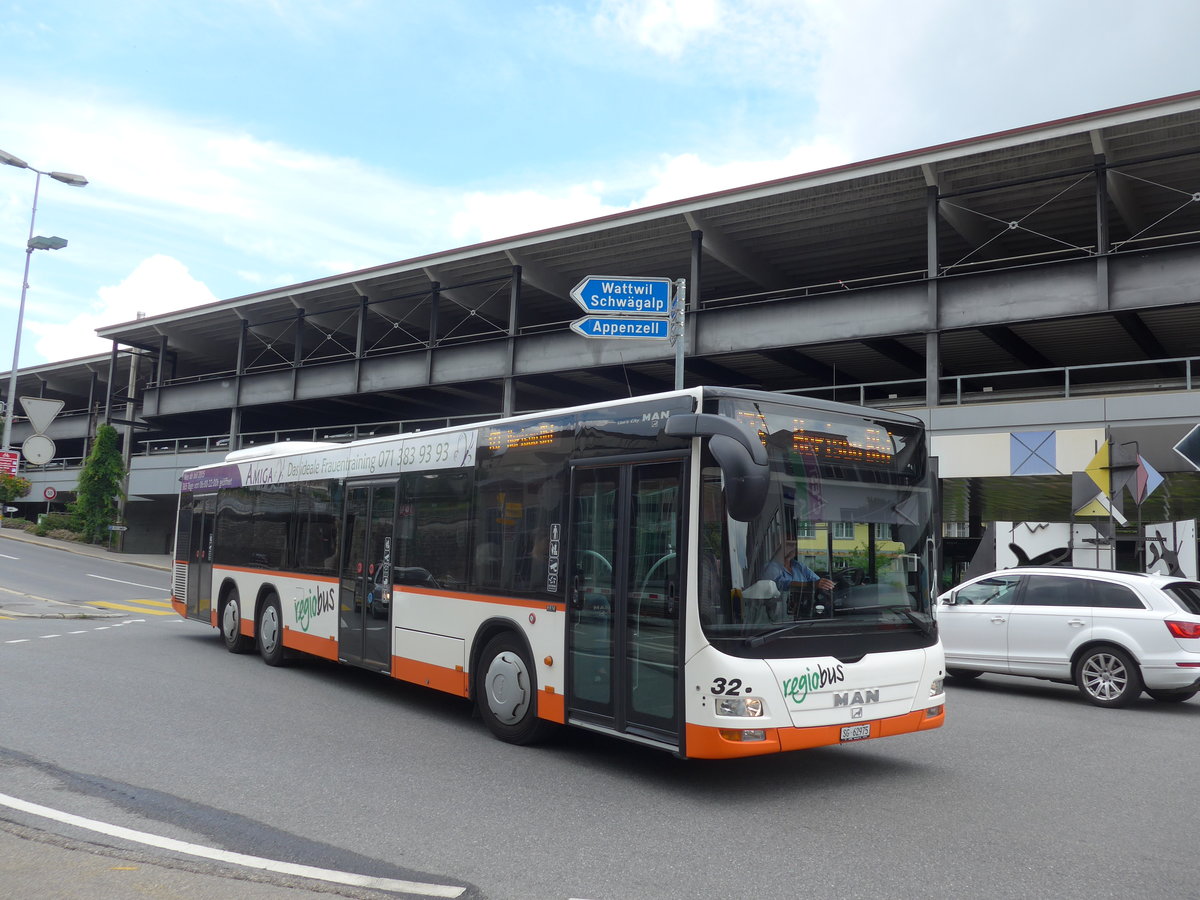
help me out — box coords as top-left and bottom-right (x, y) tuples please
(710, 677), (748, 696)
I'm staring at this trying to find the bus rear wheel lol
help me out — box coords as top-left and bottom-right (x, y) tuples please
(221, 588), (253, 653)
(257, 594), (287, 667)
(476, 633), (551, 745)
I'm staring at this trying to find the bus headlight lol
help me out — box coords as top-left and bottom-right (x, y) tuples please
(716, 696), (765, 717)
(930, 677), (944, 697)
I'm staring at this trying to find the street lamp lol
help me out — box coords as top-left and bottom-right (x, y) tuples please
(1, 149), (88, 454)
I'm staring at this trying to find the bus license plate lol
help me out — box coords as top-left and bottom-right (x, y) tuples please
(840, 723), (871, 742)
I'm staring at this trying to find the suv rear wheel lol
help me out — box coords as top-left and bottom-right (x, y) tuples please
(1075, 646), (1142, 708)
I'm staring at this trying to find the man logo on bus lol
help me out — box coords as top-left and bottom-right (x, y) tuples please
(833, 689), (880, 707)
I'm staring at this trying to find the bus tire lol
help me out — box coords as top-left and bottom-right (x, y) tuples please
(257, 594), (287, 667)
(475, 633), (551, 745)
(221, 588), (253, 653)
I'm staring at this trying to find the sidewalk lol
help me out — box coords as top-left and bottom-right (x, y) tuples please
(0, 529), (172, 620)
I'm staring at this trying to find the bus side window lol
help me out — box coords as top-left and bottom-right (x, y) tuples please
(405, 470), (473, 588)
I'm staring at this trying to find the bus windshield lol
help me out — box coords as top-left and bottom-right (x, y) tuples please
(698, 398), (935, 656)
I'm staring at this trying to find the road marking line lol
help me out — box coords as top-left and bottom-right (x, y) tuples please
(40, 634), (62, 639)
(4, 638), (29, 643)
(69, 630), (87, 634)
(87, 574), (168, 592)
(0, 553), (18, 560)
(89, 602), (173, 616)
(0, 792), (465, 897)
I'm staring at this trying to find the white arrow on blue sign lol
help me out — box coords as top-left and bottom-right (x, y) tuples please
(570, 316), (670, 340)
(570, 275), (674, 316)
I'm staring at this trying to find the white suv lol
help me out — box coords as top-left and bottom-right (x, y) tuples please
(937, 567), (1200, 707)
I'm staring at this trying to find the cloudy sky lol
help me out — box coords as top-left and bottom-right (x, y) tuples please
(2, 0), (1199, 367)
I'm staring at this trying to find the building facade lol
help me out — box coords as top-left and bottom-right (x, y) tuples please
(6, 93), (1200, 579)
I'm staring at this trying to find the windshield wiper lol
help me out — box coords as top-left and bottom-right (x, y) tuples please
(744, 619), (821, 648)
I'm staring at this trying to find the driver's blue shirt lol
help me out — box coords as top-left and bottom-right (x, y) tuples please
(761, 559), (821, 591)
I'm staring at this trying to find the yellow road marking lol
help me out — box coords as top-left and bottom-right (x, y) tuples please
(89, 602), (174, 616)
(123, 598), (172, 608)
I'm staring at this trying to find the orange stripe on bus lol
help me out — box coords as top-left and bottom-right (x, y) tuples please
(538, 688), (565, 724)
(283, 627), (338, 661)
(393, 585), (551, 611)
(391, 656), (470, 696)
(210, 565), (338, 584)
(685, 706), (946, 760)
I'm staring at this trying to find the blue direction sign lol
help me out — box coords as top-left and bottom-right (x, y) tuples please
(570, 275), (673, 316)
(571, 316), (670, 340)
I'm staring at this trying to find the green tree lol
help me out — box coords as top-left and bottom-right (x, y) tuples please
(71, 424), (126, 543)
(0, 472), (33, 508)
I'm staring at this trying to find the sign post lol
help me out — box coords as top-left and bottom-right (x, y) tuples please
(569, 274), (686, 389)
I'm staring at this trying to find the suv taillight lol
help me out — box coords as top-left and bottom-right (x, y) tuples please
(1165, 620), (1200, 639)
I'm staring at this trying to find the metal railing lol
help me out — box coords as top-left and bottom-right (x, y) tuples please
(782, 354), (1200, 409)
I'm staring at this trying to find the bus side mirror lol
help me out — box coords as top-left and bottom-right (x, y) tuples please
(665, 413), (770, 522)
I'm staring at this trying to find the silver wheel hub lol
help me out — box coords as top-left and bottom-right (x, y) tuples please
(484, 650), (531, 725)
(261, 606), (279, 652)
(1082, 654), (1126, 700)
(223, 599), (239, 637)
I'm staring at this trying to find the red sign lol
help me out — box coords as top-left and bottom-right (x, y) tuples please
(44, 486), (58, 501)
(0, 451), (17, 475)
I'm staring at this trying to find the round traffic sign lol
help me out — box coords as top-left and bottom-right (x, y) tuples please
(44, 486), (58, 501)
(21, 434), (56, 466)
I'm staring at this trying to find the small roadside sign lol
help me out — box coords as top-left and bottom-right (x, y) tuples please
(570, 316), (670, 340)
(570, 275), (674, 316)
(0, 450), (17, 475)
(107, 524), (129, 532)
(44, 486), (58, 501)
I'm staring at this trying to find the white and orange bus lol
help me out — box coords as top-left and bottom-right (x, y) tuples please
(171, 387), (945, 758)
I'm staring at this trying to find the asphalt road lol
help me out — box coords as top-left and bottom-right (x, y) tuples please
(2, 540), (1198, 899)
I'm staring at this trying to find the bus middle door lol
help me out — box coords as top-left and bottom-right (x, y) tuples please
(338, 481), (397, 671)
(185, 493), (217, 623)
(568, 458), (685, 747)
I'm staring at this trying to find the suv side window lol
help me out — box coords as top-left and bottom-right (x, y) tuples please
(1089, 580), (1145, 609)
(1020, 574), (1090, 607)
(956, 575), (1021, 605)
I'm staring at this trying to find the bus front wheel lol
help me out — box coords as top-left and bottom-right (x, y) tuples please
(476, 633), (551, 745)
(257, 594), (287, 667)
(221, 588), (253, 653)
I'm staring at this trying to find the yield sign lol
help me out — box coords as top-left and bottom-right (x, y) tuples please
(19, 396), (64, 434)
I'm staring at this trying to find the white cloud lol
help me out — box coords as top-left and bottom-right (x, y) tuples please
(448, 182), (620, 244)
(26, 255), (217, 362)
(636, 138), (850, 206)
(592, 0), (721, 59)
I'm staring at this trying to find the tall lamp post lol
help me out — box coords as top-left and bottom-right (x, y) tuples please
(1, 149), (88, 454)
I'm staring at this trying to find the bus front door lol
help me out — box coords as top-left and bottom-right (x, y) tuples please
(338, 482), (396, 670)
(568, 459), (685, 746)
(185, 494), (216, 622)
